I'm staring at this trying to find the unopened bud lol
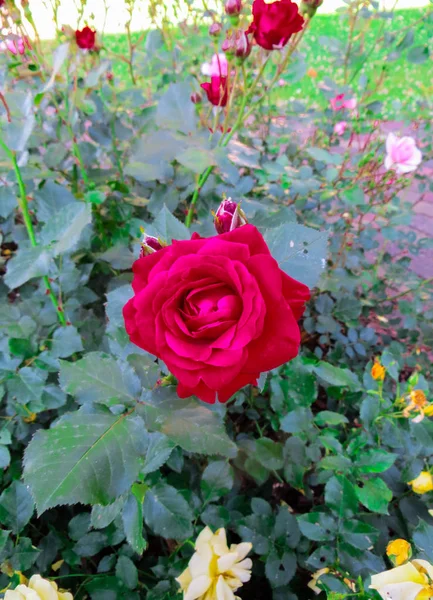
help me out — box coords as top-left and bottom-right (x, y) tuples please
(209, 22), (222, 37)
(214, 199), (248, 234)
(140, 234), (166, 257)
(225, 0), (242, 15)
(190, 91), (202, 104)
(300, 0), (323, 17)
(222, 31), (251, 60)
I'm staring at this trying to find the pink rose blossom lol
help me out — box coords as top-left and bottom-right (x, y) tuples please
(330, 93), (357, 112)
(384, 133), (422, 174)
(334, 121), (347, 136)
(201, 53), (228, 78)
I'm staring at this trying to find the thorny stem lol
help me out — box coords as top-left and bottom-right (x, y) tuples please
(379, 277), (433, 304)
(0, 137), (67, 326)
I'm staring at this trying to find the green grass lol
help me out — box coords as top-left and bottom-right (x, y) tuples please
(103, 7), (431, 115)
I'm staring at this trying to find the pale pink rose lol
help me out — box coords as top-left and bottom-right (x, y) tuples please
(384, 133), (422, 174)
(201, 53), (228, 78)
(5, 37), (26, 55)
(330, 93), (356, 112)
(278, 78), (286, 87)
(334, 121), (347, 136)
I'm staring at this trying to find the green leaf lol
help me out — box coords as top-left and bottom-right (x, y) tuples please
(11, 537), (40, 571)
(142, 432), (175, 475)
(40, 202), (92, 256)
(356, 450), (397, 474)
(50, 326), (84, 358)
(0, 445), (11, 469)
(39, 42), (69, 95)
(407, 45), (429, 64)
(355, 478), (392, 514)
(255, 438), (284, 470)
(280, 407), (314, 434)
(123, 489), (147, 555)
(313, 362), (361, 391)
(176, 147), (216, 174)
(318, 455), (352, 472)
(0, 481), (34, 534)
(314, 411), (348, 427)
(143, 482), (194, 540)
(201, 460), (234, 503)
(0, 187), (16, 219)
(139, 388), (237, 458)
(413, 521), (433, 562)
(91, 496), (125, 530)
(306, 147), (342, 165)
(23, 409), (146, 513)
(116, 556), (138, 590)
(264, 223), (328, 288)
(325, 476), (358, 516)
(156, 81), (197, 134)
(7, 367), (48, 405)
(298, 513), (337, 542)
(148, 204), (190, 242)
(59, 352), (140, 406)
(341, 520), (380, 551)
(342, 186), (365, 206)
(34, 182), (77, 223)
(265, 551), (296, 587)
(4, 246), (51, 289)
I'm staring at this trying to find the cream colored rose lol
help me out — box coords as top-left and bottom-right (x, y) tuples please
(176, 527), (252, 600)
(370, 559), (433, 600)
(5, 575), (73, 600)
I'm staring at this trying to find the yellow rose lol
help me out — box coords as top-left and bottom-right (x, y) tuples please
(409, 471), (433, 495)
(386, 539), (412, 566)
(4, 575), (73, 600)
(370, 560), (433, 600)
(176, 527), (252, 600)
(371, 359), (386, 381)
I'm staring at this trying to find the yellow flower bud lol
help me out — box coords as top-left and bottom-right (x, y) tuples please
(386, 539), (412, 566)
(371, 359), (386, 381)
(423, 405), (433, 417)
(409, 471), (433, 495)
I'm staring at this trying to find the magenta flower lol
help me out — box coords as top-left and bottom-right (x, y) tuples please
(384, 133), (422, 175)
(330, 93), (357, 112)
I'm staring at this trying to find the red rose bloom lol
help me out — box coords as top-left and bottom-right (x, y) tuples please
(75, 26), (96, 50)
(201, 76), (229, 107)
(123, 225), (310, 403)
(247, 0), (304, 51)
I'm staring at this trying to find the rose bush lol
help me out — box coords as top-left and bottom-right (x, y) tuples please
(124, 225), (310, 403)
(0, 0), (432, 599)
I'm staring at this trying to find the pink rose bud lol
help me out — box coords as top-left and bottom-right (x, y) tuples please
(222, 31), (251, 60)
(140, 234), (165, 257)
(209, 22), (223, 37)
(190, 92), (202, 104)
(225, 0), (242, 15)
(334, 121), (347, 136)
(5, 37), (27, 55)
(214, 199), (248, 234)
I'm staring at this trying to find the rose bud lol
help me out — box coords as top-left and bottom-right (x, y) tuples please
(75, 26), (97, 50)
(225, 0), (242, 15)
(301, 0), (323, 18)
(140, 234), (165, 257)
(223, 31), (251, 60)
(247, 0), (304, 51)
(209, 22), (223, 37)
(214, 199), (248, 234)
(190, 91), (202, 104)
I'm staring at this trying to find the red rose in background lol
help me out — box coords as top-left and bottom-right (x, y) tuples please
(75, 26), (96, 50)
(123, 225), (310, 403)
(201, 76), (229, 107)
(247, 0), (304, 51)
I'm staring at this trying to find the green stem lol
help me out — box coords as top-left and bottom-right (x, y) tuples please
(0, 138), (67, 326)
